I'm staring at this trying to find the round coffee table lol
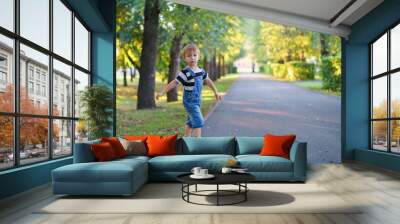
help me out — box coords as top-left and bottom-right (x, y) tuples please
(177, 172), (255, 206)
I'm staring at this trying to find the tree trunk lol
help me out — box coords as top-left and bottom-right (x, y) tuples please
(222, 56), (225, 76)
(219, 55), (223, 78)
(123, 66), (127, 87)
(133, 68), (137, 79)
(320, 34), (329, 57)
(137, 0), (160, 109)
(167, 34), (183, 102)
(203, 57), (209, 74)
(212, 52), (217, 81)
(208, 56), (214, 80)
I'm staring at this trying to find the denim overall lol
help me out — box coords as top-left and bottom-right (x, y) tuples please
(183, 68), (205, 128)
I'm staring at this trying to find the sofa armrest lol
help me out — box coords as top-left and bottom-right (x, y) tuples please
(289, 142), (307, 181)
(73, 140), (100, 163)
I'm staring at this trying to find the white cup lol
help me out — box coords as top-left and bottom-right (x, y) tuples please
(221, 167), (232, 174)
(191, 167), (202, 176)
(200, 169), (208, 176)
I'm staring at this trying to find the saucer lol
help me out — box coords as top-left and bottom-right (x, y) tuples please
(190, 174), (215, 179)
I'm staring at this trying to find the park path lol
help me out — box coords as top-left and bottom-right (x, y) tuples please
(202, 73), (341, 164)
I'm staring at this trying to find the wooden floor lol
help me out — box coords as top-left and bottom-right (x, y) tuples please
(1, 162), (400, 224)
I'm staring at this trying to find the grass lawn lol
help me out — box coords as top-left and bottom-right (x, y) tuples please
(262, 73), (340, 96)
(293, 80), (340, 96)
(116, 74), (239, 136)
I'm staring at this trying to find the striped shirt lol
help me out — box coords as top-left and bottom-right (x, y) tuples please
(175, 67), (208, 91)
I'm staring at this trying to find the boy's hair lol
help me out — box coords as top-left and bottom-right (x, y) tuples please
(181, 43), (200, 58)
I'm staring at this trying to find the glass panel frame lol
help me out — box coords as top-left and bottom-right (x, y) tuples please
(20, 0), (50, 49)
(372, 121), (388, 152)
(391, 24), (400, 70)
(20, 44), (49, 116)
(0, 34), (14, 113)
(391, 72), (400, 118)
(0, 115), (14, 170)
(53, 119), (72, 158)
(372, 33), (387, 77)
(74, 69), (89, 118)
(53, 59), (72, 117)
(372, 76), (387, 119)
(53, 0), (72, 60)
(0, 0), (92, 170)
(19, 117), (49, 165)
(370, 21), (400, 154)
(74, 17), (89, 70)
(0, 0), (14, 32)
(390, 120), (400, 153)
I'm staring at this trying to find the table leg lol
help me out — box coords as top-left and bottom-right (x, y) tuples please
(181, 184), (183, 199)
(245, 183), (247, 201)
(217, 184), (219, 206)
(195, 184), (197, 192)
(187, 184), (190, 202)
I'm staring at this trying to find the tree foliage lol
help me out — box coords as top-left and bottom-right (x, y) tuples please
(0, 85), (59, 149)
(116, 0), (245, 108)
(79, 84), (114, 140)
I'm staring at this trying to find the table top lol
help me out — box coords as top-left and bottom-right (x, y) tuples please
(177, 172), (255, 185)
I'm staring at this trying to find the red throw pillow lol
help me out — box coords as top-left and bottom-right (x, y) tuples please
(146, 134), (178, 157)
(101, 137), (127, 158)
(91, 142), (117, 161)
(260, 134), (296, 159)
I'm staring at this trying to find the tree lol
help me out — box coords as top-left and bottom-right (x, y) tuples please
(117, 0), (145, 72)
(116, 0), (245, 107)
(80, 84), (113, 139)
(137, 0), (160, 109)
(0, 85), (58, 150)
(161, 3), (192, 102)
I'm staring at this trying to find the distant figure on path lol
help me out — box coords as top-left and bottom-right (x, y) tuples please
(156, 43), (222, 137)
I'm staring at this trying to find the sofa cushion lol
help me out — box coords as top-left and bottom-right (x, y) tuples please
(115, 155), (150, 163)
(236, 155), (293, 172)
(73, 139), (100, 163)
(101, 137), (127, 158)
(119, 138), (147, 156)
(91, 142), (118, 161)
(180, 137), (235, 155)
(52, 159), (147, 183)
(235, 137), (264, 155)
(260, 134), (296, 159)
(147, 134), (178, 157)
(149, 154), (235, 172)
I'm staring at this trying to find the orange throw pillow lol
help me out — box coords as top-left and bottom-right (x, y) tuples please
(91, 142), (117, 161)
(260, 134), (296, 159)
(146, 134), (178, 157)
(101, 137), (127, 158)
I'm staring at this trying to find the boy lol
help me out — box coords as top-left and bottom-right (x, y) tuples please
(156, 43), (222, 137)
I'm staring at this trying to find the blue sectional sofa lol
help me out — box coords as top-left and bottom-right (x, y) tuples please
(52, 137), (307, 196)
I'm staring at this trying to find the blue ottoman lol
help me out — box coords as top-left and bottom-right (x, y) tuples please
(52, 157), (148, 196)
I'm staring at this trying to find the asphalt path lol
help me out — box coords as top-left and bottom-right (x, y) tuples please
(202, 73), (341, 164)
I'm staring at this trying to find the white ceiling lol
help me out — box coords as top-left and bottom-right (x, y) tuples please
(171, 0), (384, 37)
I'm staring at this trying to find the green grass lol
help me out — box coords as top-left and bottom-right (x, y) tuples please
(261, 73), (340, 96)
(116, 74), (239, 136)
(294, 80), (323, 91)
(293, 80), (340, 96)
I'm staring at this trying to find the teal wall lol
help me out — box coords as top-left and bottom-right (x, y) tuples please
(0, 0), (116, 200)
(0, 158), (72, 199)
(92, 32), (116, 136)
(343, 0), (400, 171)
